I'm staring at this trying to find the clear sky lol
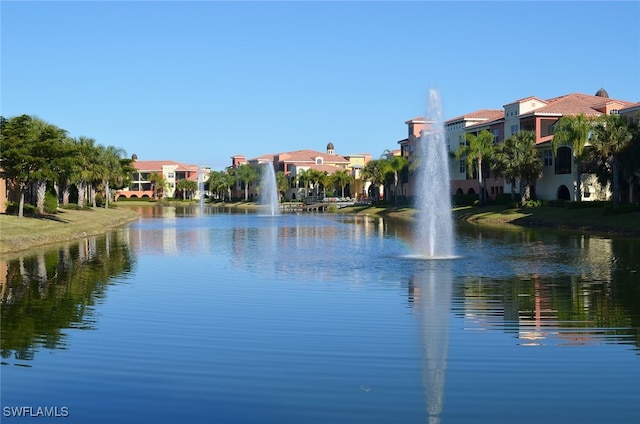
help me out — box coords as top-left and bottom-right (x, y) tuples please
(2, 1), (639, 170)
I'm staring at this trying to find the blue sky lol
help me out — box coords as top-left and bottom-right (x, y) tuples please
(2, 1), (639, 170)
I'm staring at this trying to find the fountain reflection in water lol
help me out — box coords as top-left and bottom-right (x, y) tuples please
(414, 88), (455, 258)
(413, 264), (452, 424)
(260, 162), (280, 216)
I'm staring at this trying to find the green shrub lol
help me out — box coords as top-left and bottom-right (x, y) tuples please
(521, 199), (543, 208)
(326, 204), (338, 213)
(452, 194), (479, 206)
(5, 201), (38, 215)
(44, 191), (59, 213)
(95, 192), (104, 207)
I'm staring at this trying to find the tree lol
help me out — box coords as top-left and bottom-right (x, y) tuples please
(385, 154), (408, 206)
(295, 168), (312, 199)
(551, 114), (593, 202)
(0, 115), (68, 216)
(149, 172), (168, 199)
(362, 159), (388, 203)
(307, 169), (327, 199)
(591, 114), (633, 206)
(276, 171), (288, 200)
(493, 131), (543, 205)
(235, 164), (257, 201)
(330, 169), (354, 198)
(97, 145), (127, 209)
(71, 136), (99, 208)
(176, 179), (198, 200)
(454, 129), (495, 205)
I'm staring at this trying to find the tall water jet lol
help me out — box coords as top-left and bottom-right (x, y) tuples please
(414, 88), (454, 258)
(197, 166), (205, 213)
(260, 162), (280, 216)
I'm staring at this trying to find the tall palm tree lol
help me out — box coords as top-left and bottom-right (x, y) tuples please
(71, 136), (99, 208)
(454, 129), (495, 205)
(591, 114), (633, 206)
(551, 113), (593, 202)
(386, 155), (408, 206)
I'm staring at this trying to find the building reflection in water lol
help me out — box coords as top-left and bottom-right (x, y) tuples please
(410, 263), (453, 424)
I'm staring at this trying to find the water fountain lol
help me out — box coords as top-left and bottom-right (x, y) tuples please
(414, 88), (455, 258)
(198, 166), (205, 214)
(260, 162), (280, 216)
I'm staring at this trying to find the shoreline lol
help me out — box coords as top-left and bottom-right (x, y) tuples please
(340, 204), (640, 238)
(0, 207), (139, 256)
(1, 202), (638, 257)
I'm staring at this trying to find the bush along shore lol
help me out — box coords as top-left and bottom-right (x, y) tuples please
(0, 207), (139, 255)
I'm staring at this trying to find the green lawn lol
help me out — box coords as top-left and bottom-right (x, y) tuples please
(0, 207), (139, 255)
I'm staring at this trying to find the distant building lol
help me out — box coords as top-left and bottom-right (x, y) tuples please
(116, 157), (210, 200)
(230, 143), (371, 201)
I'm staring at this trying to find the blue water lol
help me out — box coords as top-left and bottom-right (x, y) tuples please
(2, 207), (639, 423)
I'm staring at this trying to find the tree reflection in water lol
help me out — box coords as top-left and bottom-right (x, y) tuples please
(0, 230), (134, 363)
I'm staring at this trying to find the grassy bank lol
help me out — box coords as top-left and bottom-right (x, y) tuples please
(340, 204), (640, 237)
(0, 207), (139, 255)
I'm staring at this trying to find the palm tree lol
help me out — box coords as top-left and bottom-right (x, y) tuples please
(330, 169), (354, 198)
(591, 114), (633, 206)
(149, 172), (168, 199)
(276, 171), (288, 200)
(454, 129), (495, 205)
(386, 154), (408, 206)
(307, 169), (327, 200)
(176, 179), (198, 200)
(98, 145), (126, 208)
(71, 136), (99, 208)
(295, 168), (312, 199)
(493, 131), (543, 205)
(551, 113), (593, 202)
(235, 164), (257, 201)
(362, 159), (388, 203)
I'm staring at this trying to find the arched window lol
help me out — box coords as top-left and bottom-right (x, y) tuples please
(315, 157), (323, 165)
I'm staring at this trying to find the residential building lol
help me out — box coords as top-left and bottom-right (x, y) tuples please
(116, 156), (210, 200)
(230, 143), (371, 201)
(398, 89), (637, 204)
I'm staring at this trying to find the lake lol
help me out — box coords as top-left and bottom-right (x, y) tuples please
(2, 205), (639, 423)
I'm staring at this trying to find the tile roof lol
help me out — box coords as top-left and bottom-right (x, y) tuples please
(292, 163), (347, 174)
(275, 149), (349, 164)
(446, 109), (504, 124)
(503, 96), (547, 106)
(521, 93), (636, 117)
(132, 160), (199, 172)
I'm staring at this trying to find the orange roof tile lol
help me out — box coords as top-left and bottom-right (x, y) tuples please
(521, 93), (636, 117)
(446, 109), (504, 124)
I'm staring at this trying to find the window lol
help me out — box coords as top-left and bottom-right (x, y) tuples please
(459, 159), (466, 174)
(610, 109), (619, 115)
(555, 147), (572, 174)
(167, 172), (175, 179)
(510, 124), (519, 135)
(492, 129), (499, 144)
(315, 157), (323, 165)
(543, 150), (553, 167)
